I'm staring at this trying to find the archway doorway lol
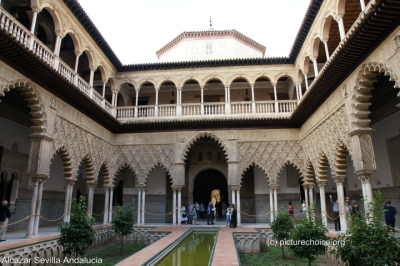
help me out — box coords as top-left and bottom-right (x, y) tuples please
(193, 169), (228, 219)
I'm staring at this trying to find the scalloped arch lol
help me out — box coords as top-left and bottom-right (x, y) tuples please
(181, 132), (229, 161)
(0, 79), (47, 134)
(351, 62), (399, 129)
(52, 146), (73, 180)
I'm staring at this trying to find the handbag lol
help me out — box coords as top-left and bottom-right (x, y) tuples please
(182, 213), (187, 217)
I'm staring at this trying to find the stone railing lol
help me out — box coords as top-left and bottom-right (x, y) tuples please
(117, 100), (298, 119)
(0, 226), (168, 264)
(1, 7), (299, 122)
(0, 7), (112, 115)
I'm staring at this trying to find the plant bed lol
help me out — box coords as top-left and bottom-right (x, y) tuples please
(239, 246), (332, 266)
(63, 244), (146, 266)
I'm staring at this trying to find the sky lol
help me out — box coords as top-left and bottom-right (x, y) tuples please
(77, 0), (311, 64)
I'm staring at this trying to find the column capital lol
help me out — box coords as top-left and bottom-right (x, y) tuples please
(317, 180), (327, 187)
(171, 185), (183, 191)
(333, 175), (346, 183)
(230, 185), (241, 191)
(29, 174), (48, 182)
(87, 182), (97, 188)
(349, 128), (374, 136)
(356, 170), (374, 182)
(269, 185), (279, 190)
(64, 178), (76, 185)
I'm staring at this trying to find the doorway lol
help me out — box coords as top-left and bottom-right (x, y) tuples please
(193, 169), (228, 218)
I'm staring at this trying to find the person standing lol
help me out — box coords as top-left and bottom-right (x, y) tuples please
(221, 201), (228, 221)
(200, 202), (205, 219)
(230, 204), (237, 228)
(207, 202), (214, 225)
(383, 200), (397, 232)
(187, 202), (193, 224)
(300, 200), (307, 219)
(330, 194), (341, 231)
(181, 204), (188, 224)
(226, 205), (232, 227)
(0, 200), (14, 241)
(288, 201), (294, 222)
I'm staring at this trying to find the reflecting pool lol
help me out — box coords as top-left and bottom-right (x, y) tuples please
(155, 231), (217, 266)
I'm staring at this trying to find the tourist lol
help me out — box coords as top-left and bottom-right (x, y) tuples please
(0, 200), (14, 241)
(195, 202), (200, 220)
(230, 204), (237, 228)
(207, 202), (214, 225)
(330, 194), (341, 231)
(200, 202), (205, 219)
(187, 202), (193, 224)
(191, 207), (198, 225)
(226, 205), (232, 227)
(221, 201), (227, 220)
(351, 200), (360, 220)
(300, 200), (307, 219)
(382, 200), (397, 232)
(181, 204), (188, 224)
(345, 200), (352, 223)
(288, 201), (294, 222)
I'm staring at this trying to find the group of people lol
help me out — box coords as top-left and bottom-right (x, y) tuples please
(180, 201), (237, 228)
(181, 202), (203, 225)
(287, 196), (397, 233)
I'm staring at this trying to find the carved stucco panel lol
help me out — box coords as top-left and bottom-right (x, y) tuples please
(237, 140), (304, 184)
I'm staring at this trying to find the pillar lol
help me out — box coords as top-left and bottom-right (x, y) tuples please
(273, 188), (278, 219)
(141, 188), (146, 225)
(231, 189), (236, 206)
(225, 86), (231, 115)
(304, 74), (309, 91)
(172, 188), (177, 224)
(334, 177), (347, 231)
(273, 85), (278, 113)
(176, 87), (182, 116)
(103, 187), (110, 225)
(108, 187), (114, 223)
(155, 88), (159, 117)
(178, 189), (182, 224)
(318, 181), (328, 226)
(337, 16), (346, 40)
(251, 85), (256, 113)
(236, 189), (241, 226)
(26, 178), (39, 238)
(308, 185), (314, 206)
(303, 185), (309, 215)
(269, 188), (274, 222)
(102, 81), (106, 98)
(312, 58), (319, 76)
(87, 183), (96, 216)
(54, 33), (62, 56)
(200, 85), (204, 115)
(89, 67), (95, 87)
(137, 188), (142, 225)
(63, 181), (73, 222)
(360, 0), (366, 11)
(33, 179), (44, 236)
(323, 40), (330, 60)
(74, 52), (81, 73)
(30, 9), (39, 34)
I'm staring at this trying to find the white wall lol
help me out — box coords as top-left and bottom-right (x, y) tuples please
(0, 116), (31, 154)
(371, 111), (400, 188)
(147, 166), (167, 195)
(45, 153), (65, 191)
(160, 38), (263, 62)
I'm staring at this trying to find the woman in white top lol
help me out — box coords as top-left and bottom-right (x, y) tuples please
(226, 206), (232, 227)
(181, 204), (188, 224)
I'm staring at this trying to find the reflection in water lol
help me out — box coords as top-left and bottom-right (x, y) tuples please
(156, 232), (217, 266)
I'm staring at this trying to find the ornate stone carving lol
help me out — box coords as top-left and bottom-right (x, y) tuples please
(237, 140), (304, 182)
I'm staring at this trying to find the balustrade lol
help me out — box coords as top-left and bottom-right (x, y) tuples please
(1, 7), (300, 121)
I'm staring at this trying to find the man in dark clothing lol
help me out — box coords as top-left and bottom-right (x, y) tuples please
(383, 200), (397, 231)
(207, 202), (214, 225)
(230, 204), (237, 228)
(0, 200), (14, 241)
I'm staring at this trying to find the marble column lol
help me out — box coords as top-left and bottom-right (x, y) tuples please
(178, 189), (182, 224)
(33, 179), (45, 237)
(335, 177), (347, 231)
(103, 187), (110, 225)
(141, 188), (146, 225)
(87, 183), (96, 216)
(318, 181), (328, 226)
(108, 188), (114, 223)
(172, 188), (177, 224)
(137, 188), (142, 225)
(269, 188), (274, 222)
(236, 189), (241, 227)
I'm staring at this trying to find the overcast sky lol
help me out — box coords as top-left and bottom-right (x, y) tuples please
(77, 0), (311, 64)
